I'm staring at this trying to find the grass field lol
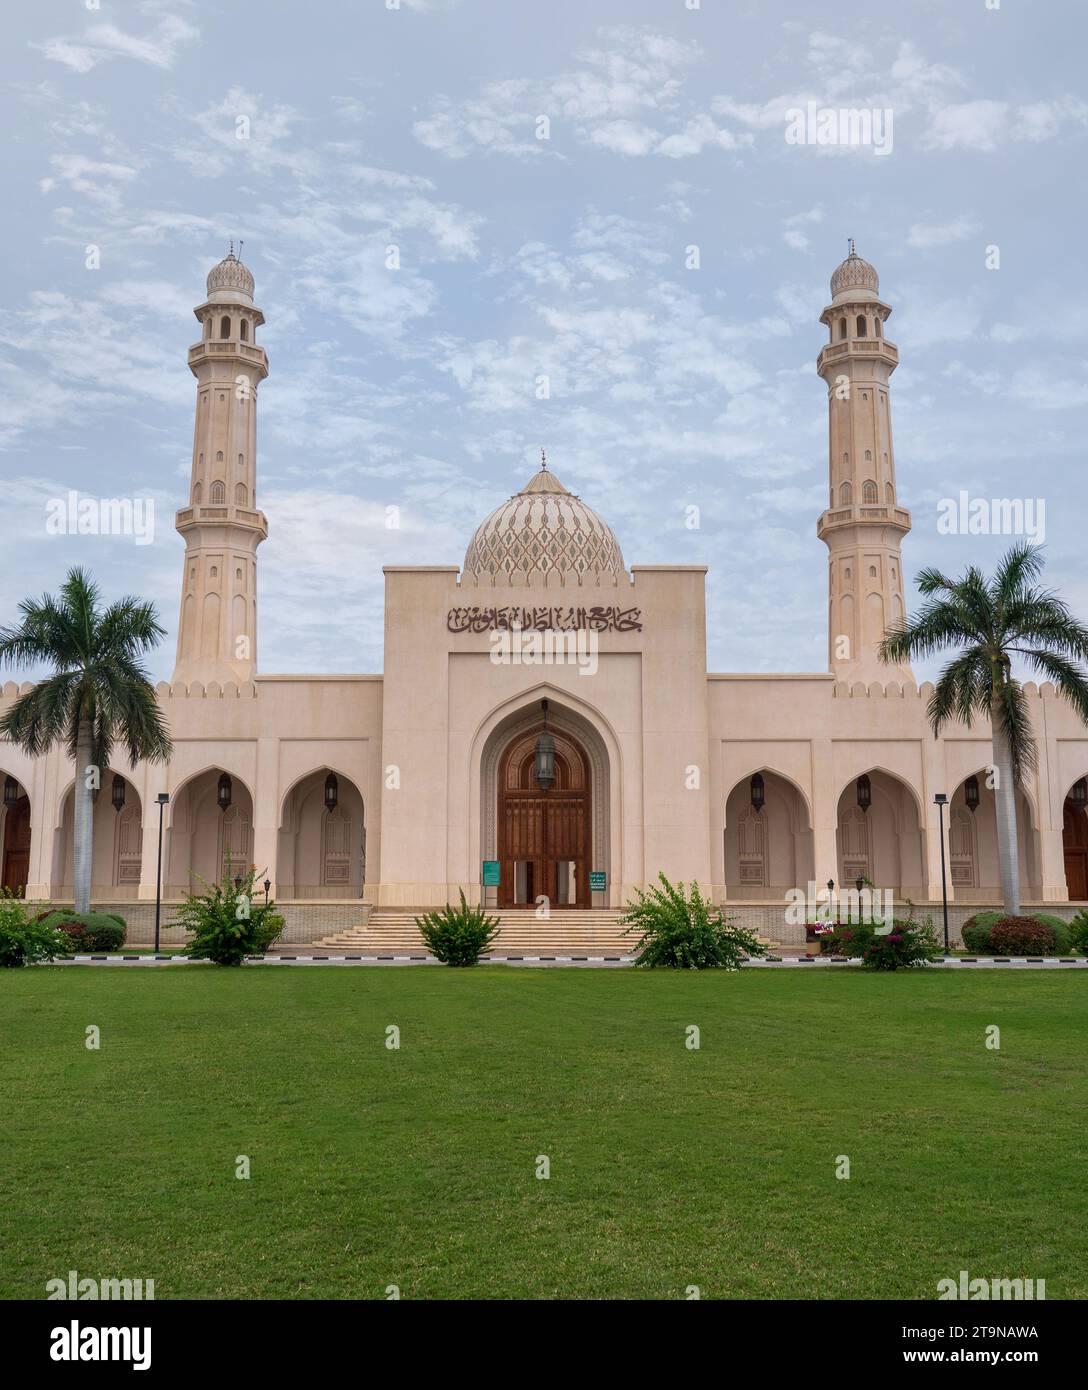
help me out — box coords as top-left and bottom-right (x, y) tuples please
(1, 965), (1085, 1300)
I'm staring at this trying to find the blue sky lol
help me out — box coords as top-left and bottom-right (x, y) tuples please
(2, 0), (1086, 682)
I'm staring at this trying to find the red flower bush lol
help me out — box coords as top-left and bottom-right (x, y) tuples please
(988, 917), (1056, 955)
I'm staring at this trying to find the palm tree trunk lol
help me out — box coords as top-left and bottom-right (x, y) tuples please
(73, 716), (95, 915)
(991, 704), (1021, 916)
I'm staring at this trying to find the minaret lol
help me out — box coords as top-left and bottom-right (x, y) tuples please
(816, 244), (913, 683)
(173, 248), (269, 685)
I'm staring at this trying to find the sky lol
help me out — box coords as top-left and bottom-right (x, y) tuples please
(1, 0), (1086, 683)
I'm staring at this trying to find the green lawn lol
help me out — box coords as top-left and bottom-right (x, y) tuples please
(1, 966), (1085, 1300)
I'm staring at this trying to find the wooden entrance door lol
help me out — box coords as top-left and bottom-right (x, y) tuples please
(1063, 796), (1088, 900)
(2, 794), (31, 896)
(498, 726), (591, 909)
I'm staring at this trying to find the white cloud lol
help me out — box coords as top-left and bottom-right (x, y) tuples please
(924, 97), (1088, 152)
(907, 216), (980, 250)
(32, 14), (198, 73)
(413, 26), (749, 161)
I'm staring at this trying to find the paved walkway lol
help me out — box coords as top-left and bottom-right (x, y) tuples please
(49, 953), (1088, 969)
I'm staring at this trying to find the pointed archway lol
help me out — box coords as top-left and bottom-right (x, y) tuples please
(1063, 779), (1088, 901)
(1, 779), (31, 896)
(497, 722), (592, 908)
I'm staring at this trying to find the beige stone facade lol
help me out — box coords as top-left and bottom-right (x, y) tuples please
(3, 249), (1088, 932)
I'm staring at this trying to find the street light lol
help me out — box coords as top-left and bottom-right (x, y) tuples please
(154, 793), (170, 954)
(934, 793), (950, 953)
(263, 878), (271, 907)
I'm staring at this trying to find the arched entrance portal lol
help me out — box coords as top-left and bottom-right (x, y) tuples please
(1063, 782), (1088, 901)
(2, 791), (31, 895)
(497, 724), (591, 908)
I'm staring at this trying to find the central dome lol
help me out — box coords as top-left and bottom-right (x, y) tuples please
(462, 461), (625, 589)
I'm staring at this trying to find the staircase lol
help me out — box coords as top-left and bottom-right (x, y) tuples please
(315, 908), (633, 957)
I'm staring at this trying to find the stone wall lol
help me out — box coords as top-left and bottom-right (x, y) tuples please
(68, 900), (372, 946)
(722, 901), (1082, 949)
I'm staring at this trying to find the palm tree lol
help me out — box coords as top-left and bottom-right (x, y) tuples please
(0, 568), (172, 913)
(879, 544), (1088, 915)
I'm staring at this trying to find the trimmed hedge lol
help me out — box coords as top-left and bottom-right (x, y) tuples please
(960, 910), (1069, 954)
(35, 910), (127, 953)
(988, 916), (1056, 955)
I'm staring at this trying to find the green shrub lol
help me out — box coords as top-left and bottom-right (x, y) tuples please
(178, 868), (281, 966)
(859, 911), (942, 971)
(1069, 911), (1088, 955)
(988, 917), (1056, 955)
(959, 910), (1003, 952)
(36, 910), (126, 952)
(0, 893), (69, 967)
(1032, 912), (1071, 952)
(819, 923), (868, 956)
(621, 874), (765, 969)
(415, 891), (500, 966)
(249, 912), (285, 955)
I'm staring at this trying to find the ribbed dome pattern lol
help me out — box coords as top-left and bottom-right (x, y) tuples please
(462, 464), (625, 588)
(206, 252), (254, 300)
(830, 249), (879, 299)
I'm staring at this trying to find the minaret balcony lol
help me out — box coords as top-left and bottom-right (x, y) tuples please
(188, 341), (269, 374)
(817, 503), (912, 541)
(817, 338), (898, 373)
(175, 504), (269, 541)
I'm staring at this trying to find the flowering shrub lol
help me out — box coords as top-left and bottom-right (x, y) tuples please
(988, 917), (1056, 956)
(818, 923), (873, 956)
(861, 916), (942, 971)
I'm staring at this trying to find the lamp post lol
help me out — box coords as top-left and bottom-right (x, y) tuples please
(934, 793), (950, 953)
(263, 878), (271, 908)
(154, 793), (169, 954)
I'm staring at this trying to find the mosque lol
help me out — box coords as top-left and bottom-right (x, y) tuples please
(2, 246), (1087, 944)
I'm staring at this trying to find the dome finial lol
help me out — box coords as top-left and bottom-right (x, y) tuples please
(848, 236), (855, 257)
(540, 447), (548, 471)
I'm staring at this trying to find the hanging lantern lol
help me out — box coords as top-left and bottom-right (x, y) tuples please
(3, 776), (19, 809)
(324, 772), (339, 811)
(964, 774), (980, 814)
(856, 774), (872, 813)
(534, 700), (556, 792)
(111, 774), (126, 812)
(750, 773), (765, 813)
(1072, 778), (1088, 810)
(217, 772), (233, 812)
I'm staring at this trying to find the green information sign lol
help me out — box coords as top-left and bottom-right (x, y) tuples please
(589, 871), (607, 892)
(482, 860), (501, 887)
